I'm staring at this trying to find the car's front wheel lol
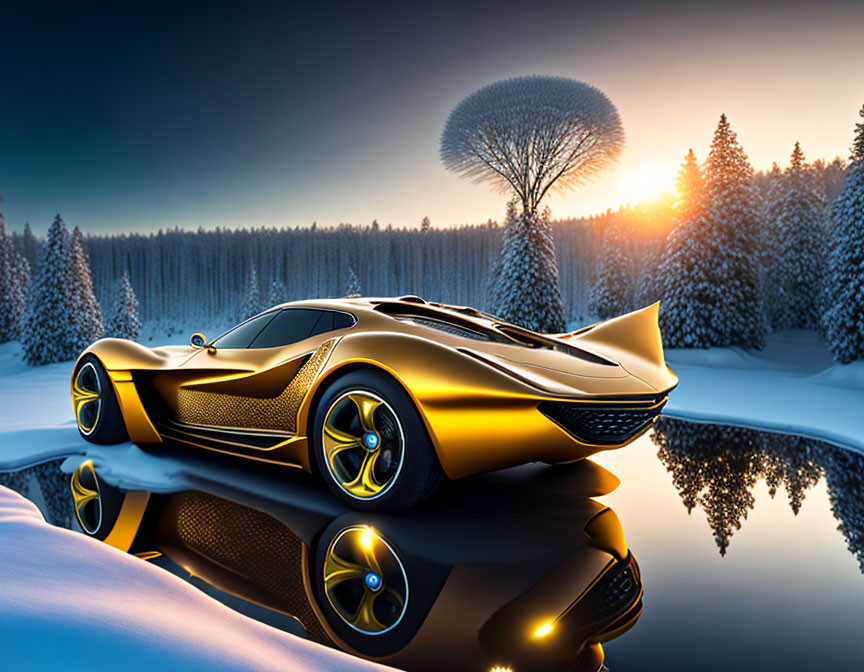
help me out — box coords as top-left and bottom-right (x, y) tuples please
(311, 369), (442, 511)
(71, 355), (128, 444)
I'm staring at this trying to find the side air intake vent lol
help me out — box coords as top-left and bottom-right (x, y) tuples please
(396, 316), (491, 341)
(539, 398), (666, 445)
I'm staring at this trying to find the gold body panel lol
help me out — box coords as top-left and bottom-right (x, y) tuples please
(73, 299), (677, 480)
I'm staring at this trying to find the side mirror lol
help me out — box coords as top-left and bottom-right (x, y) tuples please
(190, 333), (207, 348)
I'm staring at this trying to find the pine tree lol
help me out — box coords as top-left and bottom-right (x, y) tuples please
(267, 279), (288, 307)
(588, 217), (632, 319)
(22, 215), (74, 365)
(675, 148), (705, 223)
(822, 447), (864, 572)
(823, 104), (864, 362)
(767, 143), (826, 329)
(705, 115), (766, 348)
(657, 149), (714, 347)
(68, 226), (104, 352)
(106, 271), (141, 340)
(240, 267), (261, 320)
(489, 203), (565, 332)
(345, 266), (362, 297)
(420, 216), (431, 233)
(660, 117), (765, 349)
(0, 207), (32, 342)
(761, 162), (786, 326)
(21, 221), (36, 269)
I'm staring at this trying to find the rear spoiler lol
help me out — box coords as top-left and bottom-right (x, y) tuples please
(553, 304), (677, 394)
(561, 303), (665, 368)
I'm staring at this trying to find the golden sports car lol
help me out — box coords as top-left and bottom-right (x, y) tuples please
(71, 296), (677, 510)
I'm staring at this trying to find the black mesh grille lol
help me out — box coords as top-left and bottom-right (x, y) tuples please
(397, 316), (491, 341)
(540, 398), (666, 445)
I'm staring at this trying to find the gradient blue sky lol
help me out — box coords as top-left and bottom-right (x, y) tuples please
(1, 0), (862, 234)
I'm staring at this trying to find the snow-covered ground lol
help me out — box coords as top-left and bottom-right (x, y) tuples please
(0, 485), (393, 671)
(664, 330), (864, 453)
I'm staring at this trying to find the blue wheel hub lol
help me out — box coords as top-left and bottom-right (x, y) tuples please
(363, 432), (380, 450)
(364, 571), (382, 591)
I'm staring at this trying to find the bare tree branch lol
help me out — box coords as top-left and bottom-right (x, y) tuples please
(440, 76), (625, 214)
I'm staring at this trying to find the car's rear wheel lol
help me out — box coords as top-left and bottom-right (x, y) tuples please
(72, 355), (128, 444)
(311, 370), (442, 511)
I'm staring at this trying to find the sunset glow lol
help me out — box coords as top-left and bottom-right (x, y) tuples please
(620, 166), (673, 205)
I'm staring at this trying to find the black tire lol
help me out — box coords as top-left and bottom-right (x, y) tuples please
(72, 355), (128, 445)
(70, 460), (126, 541)
(311, 369), (442, 511)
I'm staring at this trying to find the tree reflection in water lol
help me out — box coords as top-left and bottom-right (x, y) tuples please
(0, 459), (78, 530)
(653, 417), (864, 569)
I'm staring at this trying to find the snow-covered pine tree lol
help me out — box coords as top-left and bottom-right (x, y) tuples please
(0, 207), (32, 342)
(696, 115), (765, 348)
(345, 266), (361, 297)
(9, 240), (31, 339)
(634, 244), (661, 308)
(768, 143), (826, 330)
(420, 216), (431, 233)
(676, 148), (705, 224)
(240, 267), (261, 320)
(490, 203), (565, 332)
(22, 215), (74, 365)
(588, 217), (632, 319)
(706, 116), (765, 347)
(823, 104), (864, 362)
(267, 279), (288, 307)
(68, 226), (104, 352)
(19, 221), (36, 269)
(760, 162), (785, 326)
(106, 271), (142, 340)
(657, 149), (717, 347)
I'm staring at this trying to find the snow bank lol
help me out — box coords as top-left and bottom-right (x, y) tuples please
(0, 342), (74, 430)
(664, 331), (864, 454)
(0, 485), (394, 671)
(666, 346), (772, 370)
(807, 360), (864, 391)
(666, 329), (835, 374)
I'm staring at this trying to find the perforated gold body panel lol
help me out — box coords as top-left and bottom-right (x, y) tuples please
(175, 341), (334, 432)
(159, 491), (331, 644)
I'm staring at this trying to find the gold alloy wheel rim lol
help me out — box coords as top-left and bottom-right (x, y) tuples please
(70, 460), (102, 535)
(73, 362), (102, 435)
(323, 525), (409, 635)
(321, 391), (404, 500)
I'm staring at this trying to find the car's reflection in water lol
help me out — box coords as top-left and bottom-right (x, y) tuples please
(69, 457), (642, 672)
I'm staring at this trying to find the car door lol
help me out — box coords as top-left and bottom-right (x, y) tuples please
(160, 308), (353, 433)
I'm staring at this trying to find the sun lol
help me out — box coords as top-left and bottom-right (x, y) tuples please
(621, 165), (671, 204)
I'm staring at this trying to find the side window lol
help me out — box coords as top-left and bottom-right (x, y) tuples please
(311, 310), (356, 337)
(212, 312), (277, 349)
(248, 309), (322, 349)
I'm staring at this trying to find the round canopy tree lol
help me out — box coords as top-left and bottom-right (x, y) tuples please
(441, 75), (624, 332)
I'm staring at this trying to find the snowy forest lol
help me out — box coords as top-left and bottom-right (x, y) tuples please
(0, 104), (861, 368)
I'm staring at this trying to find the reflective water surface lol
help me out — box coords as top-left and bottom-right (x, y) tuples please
(3, 417), (864, 672)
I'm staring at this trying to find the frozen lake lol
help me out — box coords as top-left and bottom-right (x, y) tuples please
(2, 417), (863, 671)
